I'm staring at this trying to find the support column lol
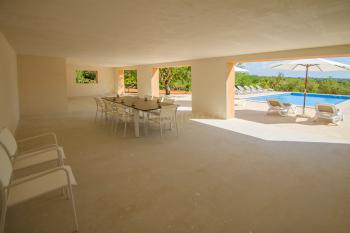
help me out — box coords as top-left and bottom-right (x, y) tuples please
(115, 69), (125, 95)
(151, 68), (160, 97)
(191, 58), (234, 119)
(136, 66), (159, 97)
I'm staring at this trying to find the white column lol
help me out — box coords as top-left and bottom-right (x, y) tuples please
(191, 58), (234, 119)
(136, 66), (159, 97)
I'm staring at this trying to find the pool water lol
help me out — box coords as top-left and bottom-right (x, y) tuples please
(246, 93), (350, 107)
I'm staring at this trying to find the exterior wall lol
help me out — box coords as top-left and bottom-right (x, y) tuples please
(66, 64), (115, 97)
(0, 32), (19, 132)
(17, 55), (68, 115)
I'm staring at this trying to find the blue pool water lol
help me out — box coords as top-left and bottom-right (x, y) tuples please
(246, 93), (350, 107)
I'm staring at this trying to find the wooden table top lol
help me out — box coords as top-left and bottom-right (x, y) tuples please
(102, 96), (175, 111)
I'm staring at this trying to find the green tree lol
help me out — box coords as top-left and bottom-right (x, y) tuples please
(124, 70), (137, 92)
(159, 66), (191, 95)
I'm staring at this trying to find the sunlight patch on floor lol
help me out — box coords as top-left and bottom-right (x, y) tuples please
(191, 118), (350, 144)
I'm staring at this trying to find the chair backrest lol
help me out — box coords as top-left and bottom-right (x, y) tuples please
(94, 97), (105, 109)
(0, 144), (13, 188)
(316, 103), (336, 114)
(104, 100), (116, 112)
(267, 99), (283, 108)
(160, 105), (178, 118)
(153, 96), (164, 102)
(163, 98), (175, 104)
(0, 128), (18, 157)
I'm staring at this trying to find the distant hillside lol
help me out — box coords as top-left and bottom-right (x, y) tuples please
(236, 73), (350, 95)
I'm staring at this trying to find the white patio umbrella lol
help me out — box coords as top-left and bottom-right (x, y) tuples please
(269, 58), (350, 116)
(234, 66), (249, 73)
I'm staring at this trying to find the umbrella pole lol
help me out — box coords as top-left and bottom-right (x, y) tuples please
(302, 65), (309, 115)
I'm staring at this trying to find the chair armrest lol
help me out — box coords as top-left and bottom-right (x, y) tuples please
(9, 166), (72, 187)
(16, 132), (58, 145)
(17, 143), (59, 155)
(15, 145), (63, 159)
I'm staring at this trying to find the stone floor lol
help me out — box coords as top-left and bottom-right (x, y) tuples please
(6, 96), (350, 233)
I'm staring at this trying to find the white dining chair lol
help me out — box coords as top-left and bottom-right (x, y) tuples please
(94, 97), (107, 122)
(149, 104), (178, 138)
(114, 104), (133, 136)
(0, 146), (79, 233)
(103, 100), (120, 132)
(0, 128), (65, 171)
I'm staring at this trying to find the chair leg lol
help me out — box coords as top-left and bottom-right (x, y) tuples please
(1, 190), (7, 233)
(62, 187), (69, 200)
(160, 120), (163, 138)
(66, 184), (79, 232)
(174, 115), (178, 137)
(114, 117), (119, 134)
(123, 120), (127, 137)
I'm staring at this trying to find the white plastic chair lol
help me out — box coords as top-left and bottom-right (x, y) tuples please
(0, 128), (65, 171)
(162, 98), (175, 104)
(0, 146), (79, 233)
(103, 100), (119, 132)
(149, 105), (178, 138)
(114, 104), (133, 136)
(94, 97), (107, 122)
(314, 103), (344, 124)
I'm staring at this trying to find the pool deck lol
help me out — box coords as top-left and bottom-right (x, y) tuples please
(234, 92), (350, 143)
(171, 93), (350, 144)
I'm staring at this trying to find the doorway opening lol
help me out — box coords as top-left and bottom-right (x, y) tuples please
(124, 70), (137, 93)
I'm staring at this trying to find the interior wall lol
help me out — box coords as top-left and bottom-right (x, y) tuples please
(66, 64), (115, 97)
(17, 55), (68, 115)
(0, 32), (19, 132)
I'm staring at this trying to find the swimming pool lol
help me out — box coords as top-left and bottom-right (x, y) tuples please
(246, 93), (350, 107)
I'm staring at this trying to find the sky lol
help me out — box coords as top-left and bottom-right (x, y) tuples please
(243, 57), (350, 79)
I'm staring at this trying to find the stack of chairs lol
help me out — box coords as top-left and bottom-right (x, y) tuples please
(0, 128), (79, 233)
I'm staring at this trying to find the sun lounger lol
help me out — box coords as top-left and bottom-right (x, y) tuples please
(235, 86), (244, 95)
(267, 99), (297, 116)
(237, 86), (248, 94)
(243, 86), (253, 94)
(314, 103), (343, 124)
(250, 85), (261, 93)
(256, 85), (273, 92)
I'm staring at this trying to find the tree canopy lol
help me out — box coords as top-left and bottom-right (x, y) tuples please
(123, 67), (350, 95)
(235, 72), (350, 95)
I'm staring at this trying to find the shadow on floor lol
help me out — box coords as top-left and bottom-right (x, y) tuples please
(235, 109), (334, 126)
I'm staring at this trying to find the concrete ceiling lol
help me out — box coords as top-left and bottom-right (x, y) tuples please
(0, 0), (350, 67)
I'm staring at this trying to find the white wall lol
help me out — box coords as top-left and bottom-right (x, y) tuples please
(66, 64), (115, 97)
(0, 32), (19, 132)
(17, 55), (68, 115)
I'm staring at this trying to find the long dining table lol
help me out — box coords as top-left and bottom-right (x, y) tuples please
(103, 96), (174, 137)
